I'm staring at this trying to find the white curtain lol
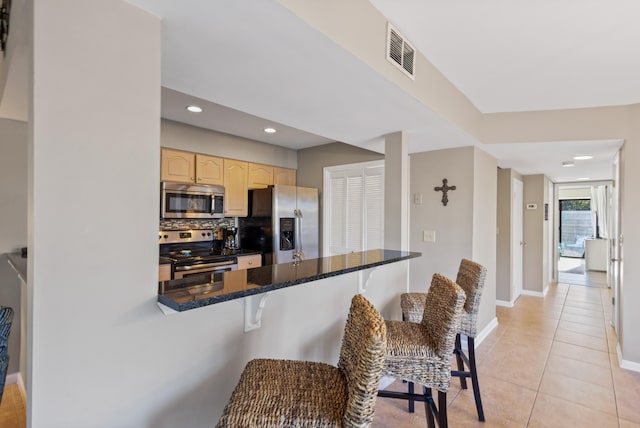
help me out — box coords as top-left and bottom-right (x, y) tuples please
(590, 185), (608, 238)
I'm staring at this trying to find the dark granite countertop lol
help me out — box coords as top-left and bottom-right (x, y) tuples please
(158, 249), (421, 312)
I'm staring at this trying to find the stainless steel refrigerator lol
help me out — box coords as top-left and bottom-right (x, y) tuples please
(239, 185), (319, 265)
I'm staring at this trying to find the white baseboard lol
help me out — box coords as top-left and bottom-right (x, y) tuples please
(522, 290), (545, 298)
(496, 299), (514, 308)
(5, 372), (20, 385)
(474, 316), (499, 347)
(617, 343), (640, 373)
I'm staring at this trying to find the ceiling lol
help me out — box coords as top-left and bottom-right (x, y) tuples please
(5, 0), (636, 182)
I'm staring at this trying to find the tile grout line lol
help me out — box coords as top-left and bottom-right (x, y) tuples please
(599, 287), (622, 427)
(524, 282), (570, 427)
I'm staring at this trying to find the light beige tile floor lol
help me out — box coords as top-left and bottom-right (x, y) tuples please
(374, 282), (640, 427)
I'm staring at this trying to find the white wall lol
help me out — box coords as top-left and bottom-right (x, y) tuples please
(0, 118), (27, 374)
(30, 1), (161, 426)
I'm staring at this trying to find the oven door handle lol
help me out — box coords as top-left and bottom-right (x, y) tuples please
(174, 260), (236, 271)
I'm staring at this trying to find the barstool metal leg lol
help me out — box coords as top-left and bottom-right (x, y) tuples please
(425, 387), (436, 428)
(438, 390), (448, 428)
(408, 381), (415, 413)
(454, 333), (467, 389)
(468, 337), (485, 422)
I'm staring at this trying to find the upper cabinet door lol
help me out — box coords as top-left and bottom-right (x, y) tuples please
(196, 154), (224, 186)
(224, 159), (249, 217)
(248, 163), (274, 189)
(161, 148), (195, 183)
(273, 167), (296, 186)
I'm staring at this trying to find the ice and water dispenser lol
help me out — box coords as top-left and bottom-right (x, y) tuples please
(279, 217), (295, 251)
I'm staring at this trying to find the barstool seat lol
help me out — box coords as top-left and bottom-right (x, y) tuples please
(216, 294), (386, 428)
(401, 259), (487, 422)
(378, 273), (466, 428)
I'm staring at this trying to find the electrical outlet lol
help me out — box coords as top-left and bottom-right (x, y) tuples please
(423, 230), (436, 242)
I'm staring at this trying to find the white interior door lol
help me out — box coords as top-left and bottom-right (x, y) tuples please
(512, 178), (524, 301)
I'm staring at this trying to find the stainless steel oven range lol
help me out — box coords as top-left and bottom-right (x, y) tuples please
(159, 229), (237, 280)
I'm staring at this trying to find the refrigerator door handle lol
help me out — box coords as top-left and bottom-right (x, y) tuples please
(293, 209), (304, 261)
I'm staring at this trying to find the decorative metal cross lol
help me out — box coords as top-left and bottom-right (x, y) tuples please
(434, 178), (456, 206)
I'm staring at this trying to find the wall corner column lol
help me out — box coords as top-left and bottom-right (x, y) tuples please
(384, 132), (409, 250)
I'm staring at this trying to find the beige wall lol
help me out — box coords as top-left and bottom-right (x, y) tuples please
(409, 147), (475, 287)
(522, 174), (551, 294)
(0, 118), (27, 374)
(620, 105), (640, 363)
(296, 141), (384, 190)
(558, 187), (592, 199)
(161, 119), (298, 169)
(297, 142), (384, 255)
(409, 146), (497, 335)
(471, 147), (498, 331)
(480, 106), (627, 144)
(496, 168), (524, 303)
(496, 169), (512, 302)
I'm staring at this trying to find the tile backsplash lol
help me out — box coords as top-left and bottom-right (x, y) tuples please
(159, 218), (234, 231)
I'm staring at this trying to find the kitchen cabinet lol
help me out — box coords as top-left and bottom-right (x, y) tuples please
(159, 264), (171, 282)
(237, 254), (262, 270)
(195, 154), (224, 185)
(161, 149), (225, 186)
(223, 159), (249, 217)
(248, 163), (274, 189)
(161, 148), (195, 183)
(273, 167), (296, 186)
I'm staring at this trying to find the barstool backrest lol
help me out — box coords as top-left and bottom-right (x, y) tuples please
(421, 274), (466, 358)
(338, 294), (387, 427)
(455, 259), (487, 337)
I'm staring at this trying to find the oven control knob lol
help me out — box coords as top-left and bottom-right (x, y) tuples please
(207, 232), (211, 236)
(163, 235), (168, 239)
(201, 232), (206, 237)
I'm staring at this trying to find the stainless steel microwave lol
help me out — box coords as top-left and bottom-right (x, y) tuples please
(161, 182), (224, 219)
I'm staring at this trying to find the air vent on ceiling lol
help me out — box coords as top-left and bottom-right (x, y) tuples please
(386, 23), (415, 79)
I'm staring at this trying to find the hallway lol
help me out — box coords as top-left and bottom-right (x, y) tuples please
(558, 257), (608, 288)
(374, 282), (640, 427)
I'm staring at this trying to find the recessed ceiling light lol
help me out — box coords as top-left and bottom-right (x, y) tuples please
(577, 177), (590, 181)
(562, 161), (575, 167)
(264, 127), (277, 134)
(186, 105), (203, 113)
(573, 155), (593, 160)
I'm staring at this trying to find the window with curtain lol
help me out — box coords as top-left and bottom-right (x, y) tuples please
(590, 185), (608, 239)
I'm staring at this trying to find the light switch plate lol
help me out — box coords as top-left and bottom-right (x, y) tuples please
(423, 230), (436, 242)
(413, 193), (423, 205)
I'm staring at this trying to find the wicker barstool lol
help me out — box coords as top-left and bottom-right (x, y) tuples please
(216, 294), (387, 428)
(401, 259), (487, 421)
(0, 306), (14, 404)
(378, 274), (466, 428)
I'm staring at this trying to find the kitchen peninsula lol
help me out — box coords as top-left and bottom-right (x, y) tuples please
(158, 249), (420, 312)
